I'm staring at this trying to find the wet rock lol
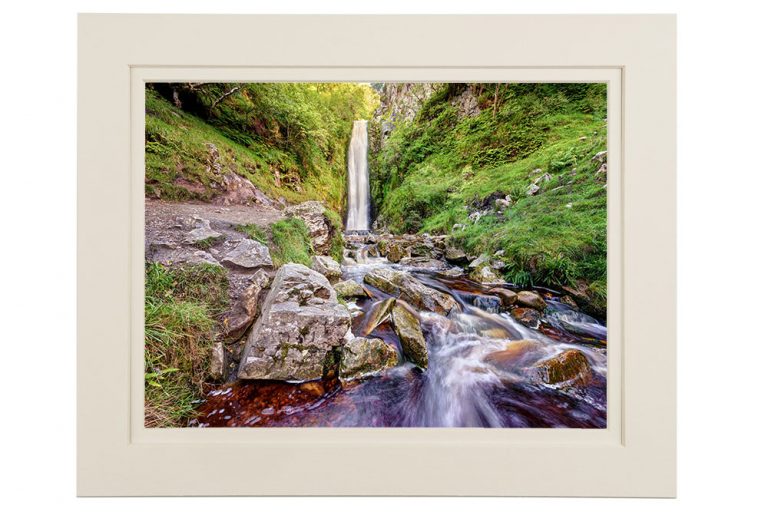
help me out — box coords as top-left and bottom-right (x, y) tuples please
(484, 340), (543, 372)
(182, 217), (223, 245)
(221, 239), (273, 270)
(469, 265), (505, 285)
(489, 287), (517, 308)
(334, 279), (367, 299)
(444, 247), (469, 265)
(398, 256), (449, 270)
(311, 255), (342, 283)
(516, 290), (547, 311)
(391, 301), (428, 369)
(360, 298), (394, 336)
(560, 295), (580, 310)
(221, 270), (269, 340)
(534, 349), (593, 386)
(364, 267), (458, 315)
(409, 242), (433, 258)
(284, 201), (333, 254)
(512, 307), (542, 328)
(210, 342), (225, 380)
(437, 268), (465, 278)
(386, 243), (409, 263)
(339, 337), (399, 380)
(237, 263), (351, 381)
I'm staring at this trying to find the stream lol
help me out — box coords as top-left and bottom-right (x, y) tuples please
(195, 242), (607, 428)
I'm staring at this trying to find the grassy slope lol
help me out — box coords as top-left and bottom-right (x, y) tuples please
(372, 84), (608, 312)
(144, 263), (229, 427)
(146, 84), (378, 211)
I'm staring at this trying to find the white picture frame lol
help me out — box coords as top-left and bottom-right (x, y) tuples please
(78, 13), (676, 497)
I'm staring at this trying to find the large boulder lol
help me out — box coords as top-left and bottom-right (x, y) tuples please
(237, 263), (351, 381)
(534, 349), (593, 386)
(391, 301), (428, 369)
(334, 279), (368, 299)
(284, 201), (334, 254)
(339, 337), (399, 380)
(516, 290), (547, 311)
(311, 255), (342, 283)
(363, 267), (458, 315)
(221, 239), (273, 270)
(221, 269), (270, 340)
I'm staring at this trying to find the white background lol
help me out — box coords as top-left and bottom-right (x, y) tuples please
(1, 0), (765, 510)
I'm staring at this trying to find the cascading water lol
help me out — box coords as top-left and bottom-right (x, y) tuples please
(345, 120), (370, 231)
(197, 247), (608, 428)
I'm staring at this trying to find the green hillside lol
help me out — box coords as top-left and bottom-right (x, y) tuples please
(145, 82), (378, 211)
(370, 83), (608, 313)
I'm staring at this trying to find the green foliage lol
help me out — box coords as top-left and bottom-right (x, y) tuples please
(146, 83), (378, 212)
(371, 83), (607, 313)
(270, 218), (314, 267)
(144, 262), (229, 427)
(235, 223), (268, 244)
(322, 207), (345, 263)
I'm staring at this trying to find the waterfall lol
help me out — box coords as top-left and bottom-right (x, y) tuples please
(346, 120), (370, 231)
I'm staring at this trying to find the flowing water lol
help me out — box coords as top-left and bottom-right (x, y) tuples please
(345, 120), (370, 231)
(195, 245), (608, 428)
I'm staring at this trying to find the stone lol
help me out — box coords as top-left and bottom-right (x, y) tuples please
(468, 254), (490, 269)
(221, 270), (270, 340)
(516, 290), (547, 311)
(560, 295), (580, 310)
(364, 267), (458, 315)
(512, 307), (542, 328)
(284, 201), (333, 254)
(182, 217), (223, 245)
(390, 301), (428, 369)
(398, 257), (449, 270)
(533, 173), (552, 185)
(489, 287), (518, 308)
(592, 150), (608, 164)
(210, 342), (225, 380)
(360, 298), (395, 336)
(534, 349), (593, 386)
(339, 337), (399, 380)
(386, 243), (409, 263)
(444, 247), (469, 265)
(221, 239), (273, 270)
(311, 255), (342, 283)
(237, 264), (351, 381)
(484, 340), (543, 372)
(469, 265), (505, 284)
(334, 279), (367, 299)
(526, 183), (541, 196)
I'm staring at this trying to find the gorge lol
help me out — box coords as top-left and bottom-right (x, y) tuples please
(144, 82), (608, 428)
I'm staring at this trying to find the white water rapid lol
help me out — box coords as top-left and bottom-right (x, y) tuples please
(346, 120), (370, 231)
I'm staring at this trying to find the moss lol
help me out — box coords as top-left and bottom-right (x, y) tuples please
(235, 223), (269, 244)
(270, 217), (314, 267)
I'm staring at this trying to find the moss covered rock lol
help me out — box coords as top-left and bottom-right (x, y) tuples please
(339, 337), (399, 380)
(391, 301), (428, 369)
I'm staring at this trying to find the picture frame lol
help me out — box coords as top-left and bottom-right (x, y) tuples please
(78, 13), (676, 496)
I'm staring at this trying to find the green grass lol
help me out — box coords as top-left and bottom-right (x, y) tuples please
(235, 223), (269, 244)
(371, 83), (608, 315)
(322, 207), (345, 263)
(270, 218), (314, 267)
(144, 262), (229, 427)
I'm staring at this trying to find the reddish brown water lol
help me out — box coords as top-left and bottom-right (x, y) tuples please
(194, 255), (607, 428)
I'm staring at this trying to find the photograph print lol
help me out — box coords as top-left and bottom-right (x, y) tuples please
(144, 82), (608, 428)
